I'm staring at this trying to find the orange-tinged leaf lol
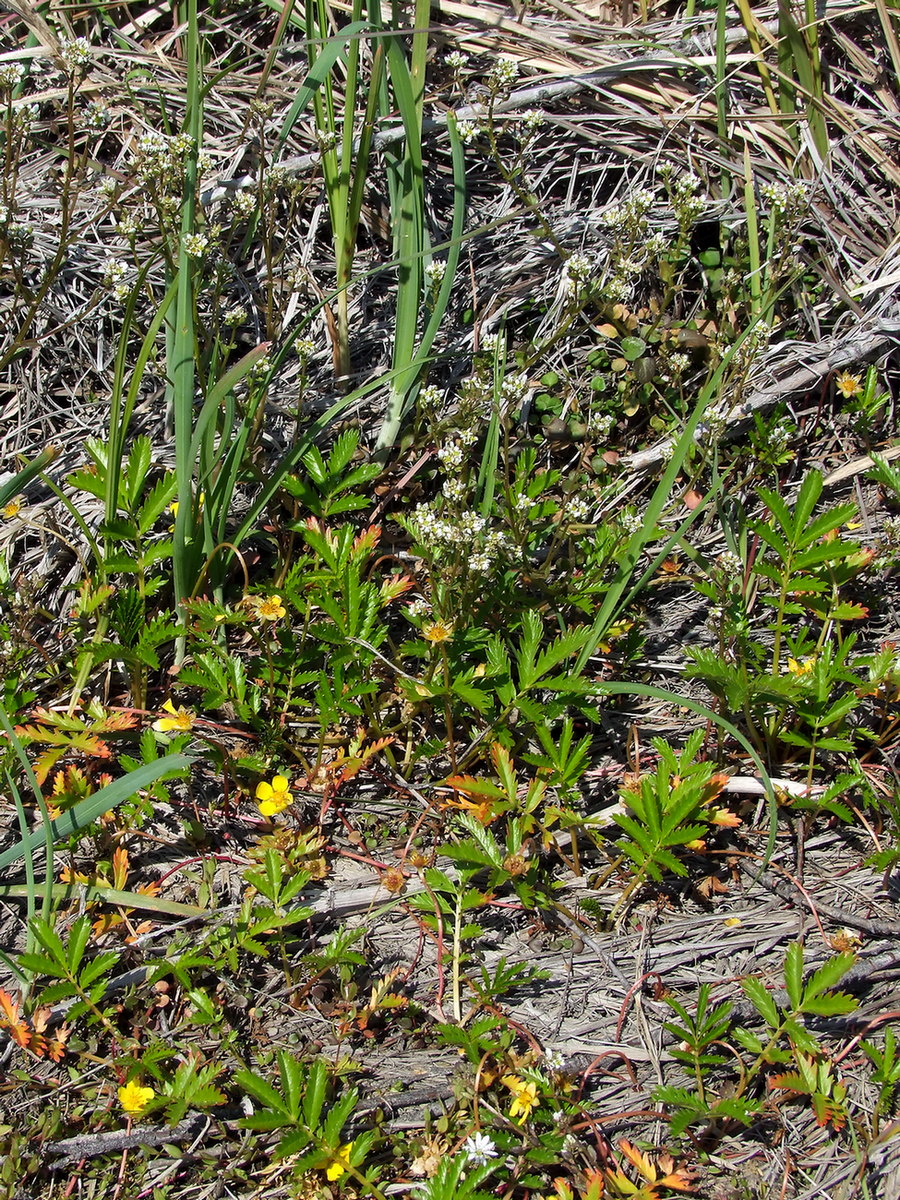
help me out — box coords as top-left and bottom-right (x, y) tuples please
(112, 846), (130, 890)
(0, 988), (21, 1025)
(443, 775), (506, 800)
(618, 1139), (658, 1182)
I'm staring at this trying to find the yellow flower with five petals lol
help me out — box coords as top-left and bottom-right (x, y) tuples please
(256, 774), (293, 816)
(153, 699), (195, 733)
(118, 1079), (155, 1115)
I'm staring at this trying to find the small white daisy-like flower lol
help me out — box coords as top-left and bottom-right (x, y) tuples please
(462, 1132), (498, 1167)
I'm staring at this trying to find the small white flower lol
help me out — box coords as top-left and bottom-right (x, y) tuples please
(446, 51), (468, 71)
(462, 1132), (498, 1166)
(84, 101), (110, 130)
(522, 108), (543, 132)
(491, 55), (519, 87)
(60, 36), (92, 71)
(457, 119), (480, 144)
(424, 260), (447, 288)
(294, 336), (315, 359)
(418, 384), (443, 410)
(233, 190), (257, 217)
(501, 373), (528, 401)
(224, 305), (247, 325)
(182, 231), (209, 257)
(438, 441), (464, 469)
(564, 252), (592, 282)
(0, 63), (26, 89)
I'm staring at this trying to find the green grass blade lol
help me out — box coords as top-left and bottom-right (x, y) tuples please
(0, 754), (193, 874)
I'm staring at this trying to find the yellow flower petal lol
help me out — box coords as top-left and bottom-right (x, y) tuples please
(324, 1142), (353, 1181)
(118, 1080), (155, 1115)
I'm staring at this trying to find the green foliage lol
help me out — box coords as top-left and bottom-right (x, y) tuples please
(655, 941), (857, 1136)
(610, 730), (727, 913)
(236, 1054), (378, 1176)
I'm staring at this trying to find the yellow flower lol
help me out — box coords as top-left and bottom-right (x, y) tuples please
(325, 1142), (354, 1181)
(168, 492), (205, 530)
(502, 1073), (538, 1123)
(835, 371), (862, 399)
(786, 656), (815, 677)
(256, 774), (293, 817)
(153, 698), (196, 733)
(256, 594), (286, 621)
(118, 1079), (155, 1115)
(423, 620), (454, 644)
(2, 496), (23, 520)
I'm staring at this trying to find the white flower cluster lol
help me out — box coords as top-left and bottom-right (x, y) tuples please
(567, 496), (592, 521)
(410, 503), (514, 572)
(480, 331), (502, 354)
(294, 335), (315, 360)
(588, 412), (614, 438)
(60, 36), (92, 72)
(717, 550), (743, 574)
(83, 101), (110, 131)
(103, 256), (131, 301)
(0, 62), (26, 90)
(491, 55), (519, 88)
(182, 231), (208, 257)
(438, 440), (464, 470)
(407, 597), (430, 618)
(418, 384), (443, 411)
(445, 51), (468, 71)
(601, 187), (656, 232)
(424, 259), (446, 289)
(264, 164), (290, 192)
(456, 119), (480, 144)
(134, 130), (195, 185)
(231, 190), (257, 218)
(761, 180), (808, 216)
(619, 510), (643, 535)
(501, 372), (529, 402)
(522, 108), (543, 132)
(317, 128), (337, 154)
(224, 304), (248, 325)
(563, 252), (592, 296)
